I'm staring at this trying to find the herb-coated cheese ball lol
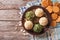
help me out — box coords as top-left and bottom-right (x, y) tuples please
(24, 21), (33, 30)
(39, 17), (48, 26)
(35, 8), (44, 17)
(25, 11), (35, 21)
(33, 24), (43, 33)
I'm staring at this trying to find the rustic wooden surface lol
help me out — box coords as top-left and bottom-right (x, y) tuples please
(0, 0), (37, 40)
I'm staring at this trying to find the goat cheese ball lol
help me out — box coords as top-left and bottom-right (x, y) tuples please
(25, 11), (35, 20)
(39, 17), (48, 26)
(35, 8), (44, 17)
(24, 21), (33, 30)
(33, 24), (43, 33)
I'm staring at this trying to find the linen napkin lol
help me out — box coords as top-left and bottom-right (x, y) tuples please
(19, 0), (60, 40)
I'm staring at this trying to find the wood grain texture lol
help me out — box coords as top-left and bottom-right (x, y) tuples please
(0, 21), (18, 32)
(0, 10), (20, 20)
(0, 31), (30, 40)
(0, 0), (36, 40)
(0, 0), (36, 9)
(0, 0), (26, 9)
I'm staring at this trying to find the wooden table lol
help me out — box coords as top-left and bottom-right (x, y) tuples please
(0, 0), (37, 40)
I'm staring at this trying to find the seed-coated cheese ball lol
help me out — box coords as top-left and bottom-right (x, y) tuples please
(39, 17), (48, 26)
(35, 8), (44, 17)
(24, 21), (33, 30)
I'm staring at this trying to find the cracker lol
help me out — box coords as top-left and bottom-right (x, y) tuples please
(53, 6), (59, 13)
(50, 21), (57, 27)
(51, 13), (58, 20)
(56, 16), (60, 22)
(41, 0), (52, 7)
(46, 6), (53, 13)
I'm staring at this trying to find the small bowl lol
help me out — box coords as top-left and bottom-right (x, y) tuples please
(22, 5), (52, 35)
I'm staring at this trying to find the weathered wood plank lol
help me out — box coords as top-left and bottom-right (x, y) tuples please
(0, 10), (21, 20)
(0, 31), (30, 40)
(0, 0), (36, 40)
(0, 21), (19, 32)
(0, 0), (36, 9)
(0, 0), (28, 9)
(0, 4), (26, 10)
(0, 20), (31, 40)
